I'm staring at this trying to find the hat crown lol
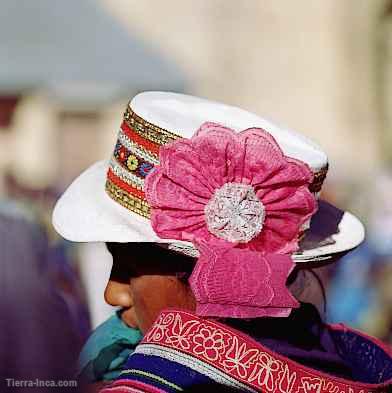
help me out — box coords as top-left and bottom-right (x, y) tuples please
(131, 91), (328, 172)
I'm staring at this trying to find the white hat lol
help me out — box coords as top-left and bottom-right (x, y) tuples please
(52, 91), (364, 263)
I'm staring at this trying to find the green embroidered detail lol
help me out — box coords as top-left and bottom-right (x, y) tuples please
(120, 369), (183, 391)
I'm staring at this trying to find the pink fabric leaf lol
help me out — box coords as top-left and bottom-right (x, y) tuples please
(189, 244), (299, 318)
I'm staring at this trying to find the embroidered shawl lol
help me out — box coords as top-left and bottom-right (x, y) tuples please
(100, 310), (392, 393)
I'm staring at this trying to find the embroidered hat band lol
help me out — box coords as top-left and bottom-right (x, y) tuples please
(105, 105), (328, 221)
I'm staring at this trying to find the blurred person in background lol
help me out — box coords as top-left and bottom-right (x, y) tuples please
(52, 92), (392, 392)
(327, 173), (392, 344)
(0, 200), (85, 392)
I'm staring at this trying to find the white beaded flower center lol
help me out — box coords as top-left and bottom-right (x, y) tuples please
(205, 182), (266, 243)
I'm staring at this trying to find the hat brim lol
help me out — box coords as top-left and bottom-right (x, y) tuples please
(53, 160), (365, 264)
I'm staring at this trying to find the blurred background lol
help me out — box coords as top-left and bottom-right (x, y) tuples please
(1, 0), (392, 376)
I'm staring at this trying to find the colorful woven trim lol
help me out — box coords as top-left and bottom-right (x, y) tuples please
(137, 310), (391, 393)
(309, 164), (328, 194)
(106, 104), (329, 220)
(124, 105), (180, 146)
(120, 369), (183, 391)
(102, 379), (167, 393)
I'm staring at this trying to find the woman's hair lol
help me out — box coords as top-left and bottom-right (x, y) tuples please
(106, 242), (196, 281)
(106, 242), (196, 266)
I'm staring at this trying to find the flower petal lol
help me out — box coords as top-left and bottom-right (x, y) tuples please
(248, 186), (316, 253)
(145, 169), (206, 209)
(247, 221), (298, 254)
(239, 128), (288, 185)
(237, 128), (313, 197)
(255, 157), (313, 197)
(160, 139), (214, 199)
(266, 186), (316, 215)
(192, 123), (245, 189)
(150, 208), (208, 241)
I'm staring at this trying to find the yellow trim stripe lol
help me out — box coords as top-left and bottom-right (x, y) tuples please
(120, 369), (183, 391)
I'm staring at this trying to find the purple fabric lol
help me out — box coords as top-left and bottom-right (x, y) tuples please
(330, 327), (392, 383)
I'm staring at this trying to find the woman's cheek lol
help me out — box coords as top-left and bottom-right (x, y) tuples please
(130, 276), (195, 333)
(130, 276), (166, 333)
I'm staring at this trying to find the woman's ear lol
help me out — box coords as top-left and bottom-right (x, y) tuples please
(289, 269), (327, 318)
(288, 269), (306, 300)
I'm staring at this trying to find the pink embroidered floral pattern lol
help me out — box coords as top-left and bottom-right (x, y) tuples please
(189, 244), (299, 318)
(144, 122), (316, 254)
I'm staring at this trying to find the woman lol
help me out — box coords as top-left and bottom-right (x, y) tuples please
(53, 92), (392, 392)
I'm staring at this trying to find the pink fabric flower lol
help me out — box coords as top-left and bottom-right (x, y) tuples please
(145, 122), (316, 254)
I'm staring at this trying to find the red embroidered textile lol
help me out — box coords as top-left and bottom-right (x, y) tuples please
(139, 310), (392, 393)
(100, 309), (392, 392)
